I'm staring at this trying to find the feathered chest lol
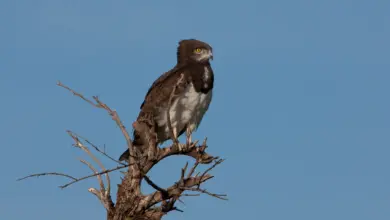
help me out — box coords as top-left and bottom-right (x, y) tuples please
(175, 66), (213, 122)
(155, 66), (214, 140)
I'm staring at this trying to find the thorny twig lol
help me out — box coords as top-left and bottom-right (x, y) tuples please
(56, 82), (98, 107)
(61, 164), (128, 188)
(17, 166), (128, 189)
(17, 172), (77, 182)
(181, 187), (228, 200)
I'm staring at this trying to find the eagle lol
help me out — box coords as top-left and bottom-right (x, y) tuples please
(119, 39), (214, 162)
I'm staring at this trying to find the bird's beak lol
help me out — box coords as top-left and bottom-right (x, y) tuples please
(209, 52), (213, 60)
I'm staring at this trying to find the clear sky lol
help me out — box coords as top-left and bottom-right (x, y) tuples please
(1, 0), (389, 219)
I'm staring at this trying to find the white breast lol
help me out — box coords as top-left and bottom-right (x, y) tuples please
(203, 66), (211, 89)
(156, 83), (212, 141)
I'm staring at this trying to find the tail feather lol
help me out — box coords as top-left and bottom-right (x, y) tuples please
(119, 119), (157, 162)
(119, 149), (129, 161)
(118, 126), (144, 162)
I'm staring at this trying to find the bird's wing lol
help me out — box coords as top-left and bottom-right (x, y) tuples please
(139, 64), (190, 112)
(140, 65), (179, 109)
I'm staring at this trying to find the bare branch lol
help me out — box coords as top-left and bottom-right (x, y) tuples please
(181, 162), (189, 181)
(158, 141), (216, 164)
(68, 130), (111, 194)
(74, 133), (126, 165)
(197, 158), (225, 189)
(92, 96), (133, 155)
(18, 165), (128, 189)
(60, 164), (128, 189)
(17, 172), (77, 182)
(187, 161), (199, 178)
(141, 156), (225, 210)
(143, 175), (168, 195)
(79, 158), (114, 211)
(143, 175), (213, 209)
(88, 187), (114, 211)
(181, 193), (201, 197)
(171, 207), (184, 212)
(57, 81), (98, 107)
(80, 159), (105, 191)
(181, 187), (228, 200)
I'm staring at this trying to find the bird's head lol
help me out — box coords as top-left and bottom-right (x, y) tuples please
(177, 39), (213, 65)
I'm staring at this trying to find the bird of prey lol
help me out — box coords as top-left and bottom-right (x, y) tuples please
(119, 39), (214, 161)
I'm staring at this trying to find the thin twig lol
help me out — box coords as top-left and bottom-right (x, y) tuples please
(182, 187), (228, 200)
(181, 193), (200, 197)
(180, 162), (189, 185)
(88, 187), (114, 211)
(17, 165), (128, 188)
(57, 81), (98, 107)
(79, 159), (105, 191)
(144, 175), (168, 195)
(93, 96), (133, 154)
(197, 158), (225, 189)
(172, 207), (184, 212)
(60, 164), (128, 188)
(17, 172), (77, 181)
(68, 130), (111, 194)
(73, 132), (126, 165)
(187, 161), (199, 179)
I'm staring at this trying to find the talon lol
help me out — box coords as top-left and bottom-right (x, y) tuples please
(190, 140), (199, 148)
(178, 143), (185, 151)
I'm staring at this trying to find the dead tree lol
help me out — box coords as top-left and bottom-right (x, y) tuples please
(18, 80), (226, 220)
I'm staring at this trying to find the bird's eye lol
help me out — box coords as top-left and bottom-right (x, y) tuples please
(194, 48), (202, 53)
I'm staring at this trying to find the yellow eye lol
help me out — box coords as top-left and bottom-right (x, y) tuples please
(194, 48), (202, 53)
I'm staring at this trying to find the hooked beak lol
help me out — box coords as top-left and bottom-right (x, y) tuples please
(209, 51), (213, 60)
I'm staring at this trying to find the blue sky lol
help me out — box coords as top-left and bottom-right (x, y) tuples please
(1, 0), (389, 219)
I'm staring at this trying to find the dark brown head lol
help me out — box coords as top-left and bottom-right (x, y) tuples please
(176, 39), (213, 65)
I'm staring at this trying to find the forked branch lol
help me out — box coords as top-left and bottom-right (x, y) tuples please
(140, 158), (226, 213)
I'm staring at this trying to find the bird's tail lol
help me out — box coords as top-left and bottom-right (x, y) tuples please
(119, 149), (130, 162)
(118, 122), (145, 162)
(119, 118), (156, 162)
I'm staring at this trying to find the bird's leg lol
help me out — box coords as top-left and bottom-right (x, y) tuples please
(173, 127), (187, 152)
(186, 127), (192, 148)
(172, 126), (183, 151)
(173, 127), (178, 142)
